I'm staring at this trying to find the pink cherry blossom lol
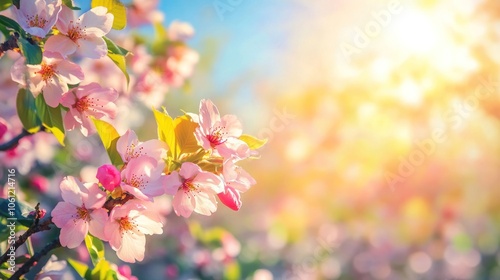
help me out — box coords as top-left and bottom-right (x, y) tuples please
(120, 156), (166, 200)
(165, 162), (224, 218)
(44, 6), (113, 58)
(127, 0), (164, 28)
(163, 46), (199, 87)
(96, 164), (121, 191)
(60, 83), (118, 136)
(117, 129), (168, 163)
(218, 159), (256, 211)
(12, 0), (62, 38)
(11, 51), (84, 107)
(104, 200), (163, 263)
(168, 21), (195, 41)
(133, 70), (168, 108)
(51, 176), (108, 248)
(194, 99), (250, 159)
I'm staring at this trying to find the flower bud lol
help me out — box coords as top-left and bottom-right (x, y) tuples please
(96, 164), (121, 191)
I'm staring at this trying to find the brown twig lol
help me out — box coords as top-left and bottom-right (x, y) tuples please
(0, 205), (53, 265)
(0, 32), (19, 58)
(8, 238), (61, 280)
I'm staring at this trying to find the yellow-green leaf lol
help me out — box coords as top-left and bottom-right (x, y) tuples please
(107, 53), (129, 85)
(239, 134), (267, 150)
(92, 119), (124, 167)
(34, 95), (65, 146)
(68, 259), (91, 279)
(85, 235), (105, 266)
(91, 0), (126, 30)
(0, 0), (11, 11)
(174, 115), (200, 155)
(153, 108), (176, 157)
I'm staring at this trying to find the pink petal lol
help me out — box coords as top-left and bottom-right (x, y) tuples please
(164, 172), (181, 195)
(51, 202), (77, 227)
(80, 7), (114, 37)
(117, 232), (145, 263)
(218, 187), (242, 211)
(44, 35), (78, 57)
(89, 208), (108, 241)
(199, 99), (221, 134)
(43, 78), (66, 107)
(133, 214), (163, 235)
(221, 114), (243, 137)
(172, 190), (194, 218)
(55, 5), (76, 34)
(179, 162), (201, 180)
(82, 183), (106, 209)
(194, 172), (224, 193)
(59, 218), (88, 249)
(104, 220), (122, 250)
(193, 191), (217, 215)
(78, 36), (108, 59)
(56, 60), (84, 84)
(60, 176), (85, 206)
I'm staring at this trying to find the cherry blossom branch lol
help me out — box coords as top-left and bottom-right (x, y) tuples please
(0, 33), (19, 58)
(0, 127), (44, 151)
(8, 238), (61, 280)
(0, 204), (53, 265)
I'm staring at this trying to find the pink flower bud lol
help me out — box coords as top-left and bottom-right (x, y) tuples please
(96, 164), (121, 191)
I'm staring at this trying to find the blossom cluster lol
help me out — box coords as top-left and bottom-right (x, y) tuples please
(51, 99), (258, 263)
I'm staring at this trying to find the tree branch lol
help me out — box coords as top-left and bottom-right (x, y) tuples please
(0, 33), (19, 58)
(0, 129), (31, 151)
(0, 205), (53, 265)
(8, 238), (61, 280)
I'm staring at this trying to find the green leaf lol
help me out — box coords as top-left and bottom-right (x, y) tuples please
(68, 258), (92, 279)
(0, 198), (35, 228)
(16, 89), (41, 133)
(35, 95), (65, 146)
(17, 36), (42, 65)
(0, 0), (11, 11)
(103, 36), (130, 56)
(85, 235), (105, 266)
(0, 15), (24, 35)
(91, 0), (127, 30)
(62, 0), (81, 10)
(107, 53), (129, 85)
(239, 134), (267, 150)
(154, 108), (176, 158)
(92, 119), (124, 167)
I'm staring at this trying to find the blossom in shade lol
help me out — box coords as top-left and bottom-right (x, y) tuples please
(163, 46), (198, 87)
(44, 6), (113, 58)
(194, 99), (250, 159)
(104, 200), (163, 263)
(168, 21), (194, 41)
(12, 0), (62, 38)
(96, 164), (121, 191)
(165, 162), (224, 218)
(11, 52), (84, 107)
(60, 83), (118, 136)
(51, 176), (108, 248)
(120, 156), (166, 200)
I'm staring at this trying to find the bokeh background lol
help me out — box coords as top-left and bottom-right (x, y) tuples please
(3, 0), (500, 279)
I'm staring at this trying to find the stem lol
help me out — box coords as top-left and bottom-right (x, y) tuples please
(8, 239), (61, 280)
(0, 33), (19, 58)
(0, 129), (30, 151)
(0, 205), (53, 265)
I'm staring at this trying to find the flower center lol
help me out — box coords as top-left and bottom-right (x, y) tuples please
(27, 14), (47, 28)
(119, 217), (136, 232)
(67, 22), (86, 41)
(75, 207), (90, 221)
(37, 63), (56, 82)
(207, 126), (227, 147)
(126, 174), (147, 190)
(74, 96), (89, 112)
